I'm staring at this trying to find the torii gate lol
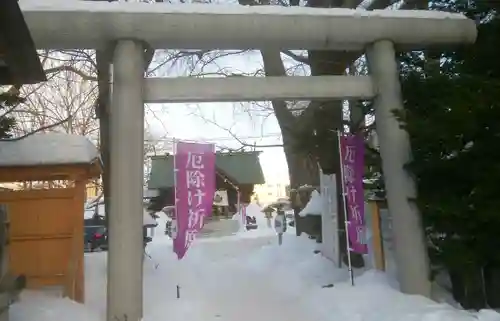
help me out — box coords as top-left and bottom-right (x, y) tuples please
(21, 2), (476, 321)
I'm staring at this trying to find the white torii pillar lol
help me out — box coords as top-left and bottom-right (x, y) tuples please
(366, 40), (430, 296)
(108, 40), (145, 321)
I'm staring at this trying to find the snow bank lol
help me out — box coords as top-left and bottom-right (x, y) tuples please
(232, 203), (272, 229)
(207, 236), (498, 321)
(12, 226), (498, 321)
(298, 190), (322, 217)
(10, 291), (100, 321)
(143, 210), (158, 226)
(246, 203), (269, 228)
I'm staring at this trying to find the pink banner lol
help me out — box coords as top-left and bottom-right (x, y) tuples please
(173, 141), (216, 259)
(340, 134), (368, 254)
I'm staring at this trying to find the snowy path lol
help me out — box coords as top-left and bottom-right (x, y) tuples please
(171, 239), (313, 321)
(85, 229), (316, 321)
(196, 276), (311, 321)
(10, 219), (500, 321)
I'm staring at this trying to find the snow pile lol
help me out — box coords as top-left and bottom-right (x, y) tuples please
(298, 190), (322, 217)
(247, 203), (270, 228)
(302, 271), (486, 321)
(150, 213), (172, 245)
(232, 203), (271, 229)
(143, 210), (158, 227)
(11, 227), (499, 321)
(11, 291), (99, 321)
(198, 236), (498, 321)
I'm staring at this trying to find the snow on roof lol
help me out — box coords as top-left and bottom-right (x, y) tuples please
(0, 133), (100, 167)
(20, 1), (466, 19)
(298, 190), (322, 217)
(20, 1), (476, 51)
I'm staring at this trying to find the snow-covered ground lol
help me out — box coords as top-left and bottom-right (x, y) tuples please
(232, 202), (275, 230)
(9, 213), (500, 321)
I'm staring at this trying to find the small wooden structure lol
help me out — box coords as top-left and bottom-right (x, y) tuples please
(0, 133), (101, 303)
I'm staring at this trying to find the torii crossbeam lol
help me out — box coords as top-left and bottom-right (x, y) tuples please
(20, 2), (477, 321)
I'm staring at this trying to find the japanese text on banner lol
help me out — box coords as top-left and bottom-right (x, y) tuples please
(185, 152), (206, 246)
(340, 134), (368, 254)
(173, 142), (216, 260)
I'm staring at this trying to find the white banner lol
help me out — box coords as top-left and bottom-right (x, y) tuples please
(320, 171), (340, 266)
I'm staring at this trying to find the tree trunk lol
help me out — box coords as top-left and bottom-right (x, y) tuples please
(260, 48), (364, 270)
(260, 49), (322, 235)
(96, 49), (112, 228)
(307, 50), (365, 268)
(304, 0), (428, 268)
(449, 269), (466, 304)
(484, 263), (500, 308)
(286, 147), (320, 236)
(449, 267), (487, 310)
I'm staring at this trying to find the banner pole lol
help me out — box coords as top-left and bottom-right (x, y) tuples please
(337, 130), (355, 286)
(172, 139), (180, 297)
(237, 189), (244, 231)
(172, 139), (178, 250)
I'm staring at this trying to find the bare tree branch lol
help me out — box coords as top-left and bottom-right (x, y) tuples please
(282, 50), (309, 64)
(0, 116), (71, 141)
(187, 107), (284, 150)
(44, 65), (97, 81)
(11, 51), (99, 140)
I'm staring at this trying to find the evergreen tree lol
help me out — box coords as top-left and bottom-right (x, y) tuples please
(292, 0), (500, 309)
(0, 92), (20, 139)
(395, 0), (500, 309)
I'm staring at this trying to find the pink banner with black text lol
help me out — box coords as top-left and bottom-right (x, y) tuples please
(340, 134), (368, 254)
(173, 141), (216, 259)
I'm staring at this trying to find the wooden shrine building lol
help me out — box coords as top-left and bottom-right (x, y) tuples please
(147, 151), (265, 216)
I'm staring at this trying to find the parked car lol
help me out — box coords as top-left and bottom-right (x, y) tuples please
(84, 217), (107, 252)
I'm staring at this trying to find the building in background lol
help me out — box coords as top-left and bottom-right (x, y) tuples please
(85, 179), (101, 200)
(254, 182), (288, 205)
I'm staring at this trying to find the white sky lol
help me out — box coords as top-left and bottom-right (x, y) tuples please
(145, 50), (291, 184)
